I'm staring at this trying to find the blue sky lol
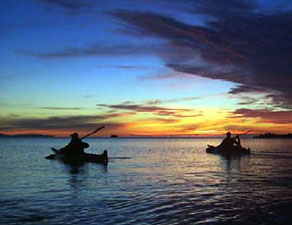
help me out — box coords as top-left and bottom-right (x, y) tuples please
(1, 0), (291, 136)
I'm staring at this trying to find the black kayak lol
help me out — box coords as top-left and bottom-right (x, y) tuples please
(45, 148), (108, 164)
(206, 145), (251, 155)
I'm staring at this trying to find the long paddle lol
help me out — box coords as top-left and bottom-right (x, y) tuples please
(45, 125), (105, 159)
(232, 130), (252, 145)
(236, 130), (252, 137)
(81, 125), (105, 140)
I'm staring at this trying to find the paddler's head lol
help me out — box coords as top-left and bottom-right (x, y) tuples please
(226, 132), (231, 137)
(70, 132), (79, 139)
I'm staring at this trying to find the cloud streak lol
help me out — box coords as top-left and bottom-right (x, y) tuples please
(0, 112), (137, 132)
(231, 108), (292, 124)
(97, 101), (199, 118)
(0, 115), (103, 131)
(36, 107), (84, 110)
(19, 43), (167, 59)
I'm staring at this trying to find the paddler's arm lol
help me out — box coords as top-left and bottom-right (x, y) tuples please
(233, 135), (241, 146)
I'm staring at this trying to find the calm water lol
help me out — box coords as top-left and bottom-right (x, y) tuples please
(1, 138), (292, 225)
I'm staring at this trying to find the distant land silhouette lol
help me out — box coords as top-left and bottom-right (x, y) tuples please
(110, 134), (118, 138)
(0, 133), (54, 138)
(253, 132), (292, 139)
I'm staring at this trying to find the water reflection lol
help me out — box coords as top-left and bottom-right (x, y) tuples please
(1, 138), (292, 225)
(61, 162), (108, 184)
(220, 155), (251, 173)
(58, 159), (108, 174)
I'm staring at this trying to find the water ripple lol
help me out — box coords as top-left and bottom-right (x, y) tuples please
(1, 138), (292, 224)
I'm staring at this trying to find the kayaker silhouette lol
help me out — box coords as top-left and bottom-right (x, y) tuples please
(206, 130), (251, 155)
(217, 132), (241, 150)
(59, 132), (89, 155)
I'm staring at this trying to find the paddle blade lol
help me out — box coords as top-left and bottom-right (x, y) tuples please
(45, 154), (56, 159)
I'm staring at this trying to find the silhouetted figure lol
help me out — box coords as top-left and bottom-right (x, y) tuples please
(59, 133), (89, 155)
(217, 132), (241, 150)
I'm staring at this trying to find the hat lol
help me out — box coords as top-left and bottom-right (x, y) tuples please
(70, 132), (78, 137)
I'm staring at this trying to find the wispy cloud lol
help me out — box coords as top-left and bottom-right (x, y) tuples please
(19, 44), (166, 59)
(97, 102), (178, 113)
(36, 107), (84, 110)
(146, 96), (200, 105)
(97, 101), (200, 119)
(109, 65), (154, 70)
(140, 72), (198, 80)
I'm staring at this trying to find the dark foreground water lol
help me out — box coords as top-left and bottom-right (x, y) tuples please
(1, 138), (292, 225)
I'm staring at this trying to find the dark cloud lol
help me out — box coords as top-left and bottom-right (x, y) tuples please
(230, 108), (292, 124)
(26, 1), (292, 108)
(228, 85), (269, 95)
(0, 115), (101, 131)
(113, 1), (292, 108)
(0, 114), (129, 131)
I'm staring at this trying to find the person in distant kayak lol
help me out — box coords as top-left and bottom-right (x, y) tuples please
(59, 132), (89, 155)
(217, 132), (241, 150)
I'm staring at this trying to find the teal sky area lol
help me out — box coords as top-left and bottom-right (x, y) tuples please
(1, 0), (291, 136)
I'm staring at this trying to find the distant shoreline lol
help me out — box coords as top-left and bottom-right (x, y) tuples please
(0, 134), (231, 139)
(0, 133), (54, 138)
(253, 133), (292, 139)
(1, 133), (292, 139)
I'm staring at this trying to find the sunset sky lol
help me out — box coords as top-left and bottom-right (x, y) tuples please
(1, 0), (291, 137)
